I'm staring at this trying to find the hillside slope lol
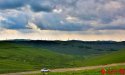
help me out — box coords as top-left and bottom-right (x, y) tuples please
(81, 49), (125, 66)
(0, 42), (83, 73)
(9, 41), (125, 56)
(0, 41), (125, 73)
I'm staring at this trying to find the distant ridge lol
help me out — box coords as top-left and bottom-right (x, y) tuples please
(0, 39), (124, 43)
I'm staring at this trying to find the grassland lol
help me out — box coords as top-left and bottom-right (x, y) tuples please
(0, 42), (82, 73)
(77, 49), (125, 67)
(25, 50), (125, 75)
(0, 40), (125, 74)
(17, 41), (125, 56)
(25, 65), (125, 75)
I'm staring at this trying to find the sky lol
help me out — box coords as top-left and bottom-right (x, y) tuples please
(0, 0), (125, 41)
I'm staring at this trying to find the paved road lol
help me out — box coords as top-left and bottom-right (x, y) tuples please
(1, 62), (125, 75)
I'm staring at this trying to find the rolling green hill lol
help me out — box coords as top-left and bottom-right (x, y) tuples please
(0, 40), (125, 73)
(26, 49), (125, 75)
(0, 42), (79, 73)
(10, 40), (125, 56)
(81, 49), (125, 66)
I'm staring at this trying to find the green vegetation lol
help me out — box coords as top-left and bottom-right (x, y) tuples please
(80, 49), (125, 66)
(0, 41), (125, 74)
(26, 65), (125, 75)
(21, 41), (125, 56)
(0, 42), (82, 73)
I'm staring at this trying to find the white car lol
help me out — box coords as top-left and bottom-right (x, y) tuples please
(41, 68), (50, 72)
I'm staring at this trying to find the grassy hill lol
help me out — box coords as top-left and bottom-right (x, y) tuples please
(0, 42), (79, 73)
(10, 40), (125, 56)
(26, 49), (125, 75)
(81, 49), (125, 66)
(0, 40), (125, 73)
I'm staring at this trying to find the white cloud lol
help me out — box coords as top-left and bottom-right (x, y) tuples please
(53, 8), (62, 13)
(0, 16), (6, 21)
(27, 22), (41, 31)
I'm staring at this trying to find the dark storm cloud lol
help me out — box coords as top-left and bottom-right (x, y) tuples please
(0, 0), (27, 9)
(29, 0), (54, 12)
(0, 0), (54, 12)
(30, 4), (53, 12)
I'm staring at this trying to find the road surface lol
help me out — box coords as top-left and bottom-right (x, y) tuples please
(1, 62), (125, 75)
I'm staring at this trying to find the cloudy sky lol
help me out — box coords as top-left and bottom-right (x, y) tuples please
(0, 0), (125, 41)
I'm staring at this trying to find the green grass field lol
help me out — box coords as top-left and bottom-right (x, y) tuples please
(0, 42), (83, 73)
(0, 41), (125, 74)
(79, 49), (125, 66)
(26, 65), (125, 75)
